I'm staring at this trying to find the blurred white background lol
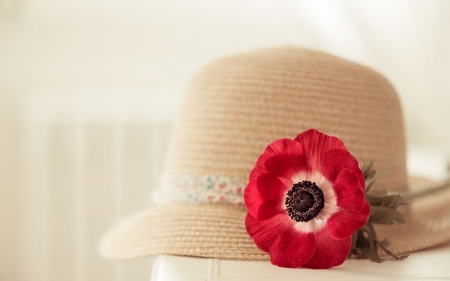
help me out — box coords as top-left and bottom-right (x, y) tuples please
(1, 0), (449, 280)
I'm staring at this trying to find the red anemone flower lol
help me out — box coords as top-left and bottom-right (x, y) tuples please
(244, 129), (370, 269)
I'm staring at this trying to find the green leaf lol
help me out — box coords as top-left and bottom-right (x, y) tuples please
(365, 194), (386, 206)
(365, 169), (389, 193)
(380, 239), (391, 248)
(365, 193), (407, 208)
(381, 194), (407, 209)
(361, 161), (374, 179)
(369, 206), (404, 225)
(353, 161), (413, 262)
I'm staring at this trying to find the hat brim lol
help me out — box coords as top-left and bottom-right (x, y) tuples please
(99, 177), (450, 261)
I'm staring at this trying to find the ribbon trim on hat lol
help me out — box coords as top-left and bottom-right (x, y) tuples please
(153, 174), (245, 204)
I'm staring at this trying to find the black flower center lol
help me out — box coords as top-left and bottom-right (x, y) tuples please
(285, 181), (325, 222)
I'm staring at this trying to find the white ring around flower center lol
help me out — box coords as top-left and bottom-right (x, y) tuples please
(290, 171), (339, 234)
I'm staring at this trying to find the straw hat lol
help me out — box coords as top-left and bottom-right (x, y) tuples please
(99, 47), (450, 261)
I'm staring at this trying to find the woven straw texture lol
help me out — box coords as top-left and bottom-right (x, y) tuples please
(165, 46), (406, 194)
(99, 47), (450, 260)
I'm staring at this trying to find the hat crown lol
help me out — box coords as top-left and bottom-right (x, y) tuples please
(158, 47), (407, 203)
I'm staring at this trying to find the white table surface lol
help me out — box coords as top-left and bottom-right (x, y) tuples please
(150, 241), (450, 281)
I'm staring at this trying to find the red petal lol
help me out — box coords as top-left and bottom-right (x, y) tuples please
(326, 201), (370, 240)
(333, 168), (365, 212)
(264, 139), (309, 180)
(302, 229), (351, 269)
(244, 174), (291, 220)
(322, 149), (365, 188)
(269, 227), (316, 268)
(249, 154), (267, 181)
(294, 129), (347, 171)
(245, 212), (293, 252)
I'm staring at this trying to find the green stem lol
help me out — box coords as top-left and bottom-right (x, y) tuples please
(366, 223), (408, 261)
(401, 178), (450, 201)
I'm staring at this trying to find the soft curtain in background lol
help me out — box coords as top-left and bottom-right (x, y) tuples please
(1, 1), (449, 280)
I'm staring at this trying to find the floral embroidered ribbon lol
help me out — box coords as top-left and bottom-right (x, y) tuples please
(152, 174), (246, 204)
